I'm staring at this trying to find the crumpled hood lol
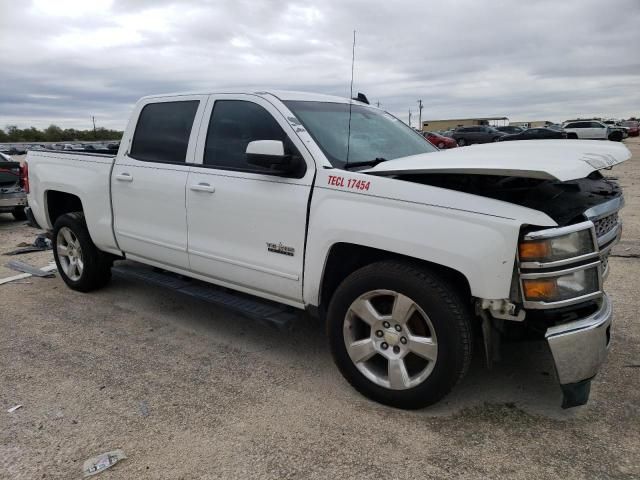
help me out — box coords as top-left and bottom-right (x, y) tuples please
(364, 140), (631, 181)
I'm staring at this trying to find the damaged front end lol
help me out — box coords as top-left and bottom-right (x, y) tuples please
(398, 171), (623, 408)
(516, 196), (621, 407)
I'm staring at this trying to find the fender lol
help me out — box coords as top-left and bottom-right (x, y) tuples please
(303, 169), (557, 305)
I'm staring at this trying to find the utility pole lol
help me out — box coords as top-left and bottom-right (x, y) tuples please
(91, 116), (97, 139)
(417, 99), (423, 131)
(408, 110), (412, 128)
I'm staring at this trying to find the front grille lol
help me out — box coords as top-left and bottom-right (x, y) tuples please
(594, 212), (618, 238)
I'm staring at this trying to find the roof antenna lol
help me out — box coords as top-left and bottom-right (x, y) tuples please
(346, 29), (356, 166)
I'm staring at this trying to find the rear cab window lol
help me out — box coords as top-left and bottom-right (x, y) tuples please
(130, 100), (200, 163)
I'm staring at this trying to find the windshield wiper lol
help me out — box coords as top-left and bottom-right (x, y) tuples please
(343, 157), (387, 170)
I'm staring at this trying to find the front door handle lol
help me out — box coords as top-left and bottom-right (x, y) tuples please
(190, 183), (215, 193)
(115, 172), (133, 182)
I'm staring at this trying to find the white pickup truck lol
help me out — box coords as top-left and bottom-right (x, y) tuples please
(25, 91), (630, 409)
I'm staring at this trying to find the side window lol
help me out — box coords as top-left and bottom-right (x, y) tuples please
(591, 122), (604, 128)
(130, 101), (199, 163)
(203, 100), (303, 175)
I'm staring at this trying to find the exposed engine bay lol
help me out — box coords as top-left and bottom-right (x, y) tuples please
(396, 170), (621, 226)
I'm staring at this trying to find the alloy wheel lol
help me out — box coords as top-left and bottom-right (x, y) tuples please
(343, 289), (438, 390)
(56, 226), (84, 281)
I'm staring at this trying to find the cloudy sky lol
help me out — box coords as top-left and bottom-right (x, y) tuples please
(1, 0), (639, 130)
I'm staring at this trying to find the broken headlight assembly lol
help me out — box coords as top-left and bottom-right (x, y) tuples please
(518, 222), (602, 308)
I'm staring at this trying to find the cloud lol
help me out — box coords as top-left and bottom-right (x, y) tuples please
(0, 0), (638, 130)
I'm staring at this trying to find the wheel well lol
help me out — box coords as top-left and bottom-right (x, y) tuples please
(608, 131), (623, 141)
(319, 243), (471, 313)
(46, 191), (83, 226)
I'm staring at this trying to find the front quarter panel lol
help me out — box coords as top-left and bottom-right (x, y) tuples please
(304, 169), (557, 305)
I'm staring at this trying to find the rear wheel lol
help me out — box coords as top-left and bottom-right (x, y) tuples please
(437, 142), (445, 149)
(12, 206), (27, 221)
(327, 261), (473, 409)
(608, 131), (623, 142)
(457, 138), (466, 146)
(53, 212), (112, 292)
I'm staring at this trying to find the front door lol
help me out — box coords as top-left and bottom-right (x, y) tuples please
(112, 95), (207, 269)
(186, 95), (315, 304)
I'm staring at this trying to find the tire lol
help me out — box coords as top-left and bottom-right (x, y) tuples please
(492, 137), (501, 142)
(437, 142), (445, 149)
(457, 138), (466, 146)
(327, 260), (473, 409)
(567, 133), (578, 139)
(52, 212), (112, 292)
(12, 206), (27, 221)
(608, 131), (623, 142)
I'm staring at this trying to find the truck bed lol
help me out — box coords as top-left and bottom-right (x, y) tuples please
(26, 149), (119, 254)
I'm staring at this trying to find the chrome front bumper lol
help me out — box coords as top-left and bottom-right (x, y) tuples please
(545, 294), (612, 406)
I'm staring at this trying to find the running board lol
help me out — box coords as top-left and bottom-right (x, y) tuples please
(112, 262), (300, 330)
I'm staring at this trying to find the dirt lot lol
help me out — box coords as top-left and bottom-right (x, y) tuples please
(2, 140), (640, 479)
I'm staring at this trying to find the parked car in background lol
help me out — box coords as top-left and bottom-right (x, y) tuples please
(547, 124), (564, 131)
(603, 120), (628, 136)
(498, 128), (568, 142)
(496, 126), (525, 135)
(1, 145), (28, 155)
(563, 120), (623, 141)
(621, 120), (639, 137)
(452, 126), (506, 146)
(0, 152), (28, 220)
(423, 131), (457, 149)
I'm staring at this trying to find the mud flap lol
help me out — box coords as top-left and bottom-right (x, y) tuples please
(560, 379), (592, 409)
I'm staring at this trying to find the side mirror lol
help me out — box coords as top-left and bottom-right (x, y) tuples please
(246, 140), (297, 174)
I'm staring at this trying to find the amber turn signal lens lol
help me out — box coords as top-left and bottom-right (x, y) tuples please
(518, 240), (551, 261)
(522, 278), (558, 301)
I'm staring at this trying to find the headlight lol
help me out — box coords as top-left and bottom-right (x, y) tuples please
(521, 264), (600, 303)
(519, 224), (595, 264)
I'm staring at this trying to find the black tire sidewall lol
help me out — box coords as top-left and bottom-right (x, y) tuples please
(327, 262), (471, 409)
(12, 207), (27, 221)
(52, 213), (111, 292)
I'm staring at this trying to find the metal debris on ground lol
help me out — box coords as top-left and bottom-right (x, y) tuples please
(0, 262), (56, 285)
(82, 450), (127, 477)
(139, 400), (150, 417)
(7, 405), (22, 413)
(5, 260), (56, 277)
(3, 233), (52, 255)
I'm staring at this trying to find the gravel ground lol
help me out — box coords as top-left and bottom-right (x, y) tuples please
(1, 139), (639, 479)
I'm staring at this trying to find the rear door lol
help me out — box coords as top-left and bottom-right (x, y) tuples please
(589, 121), (608, 139)
(185, 95), (315, 304)
(112, 95), (207, 269)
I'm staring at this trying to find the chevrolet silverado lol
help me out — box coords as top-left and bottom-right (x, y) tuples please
(25, 91), (629, 409)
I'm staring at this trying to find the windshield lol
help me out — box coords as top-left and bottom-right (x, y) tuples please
(284, 101), (437, 169)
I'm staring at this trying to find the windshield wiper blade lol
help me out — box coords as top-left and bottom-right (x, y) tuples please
(343, 157), (387, 170)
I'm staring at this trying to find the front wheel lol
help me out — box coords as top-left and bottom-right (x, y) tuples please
(457, 138), (466, 146)
(53, 212), (112, 292)
(327, 261), (473, 409)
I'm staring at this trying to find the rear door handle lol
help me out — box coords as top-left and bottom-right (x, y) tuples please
(190, 183), (215, 193)
(115, 172), (133, 182)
